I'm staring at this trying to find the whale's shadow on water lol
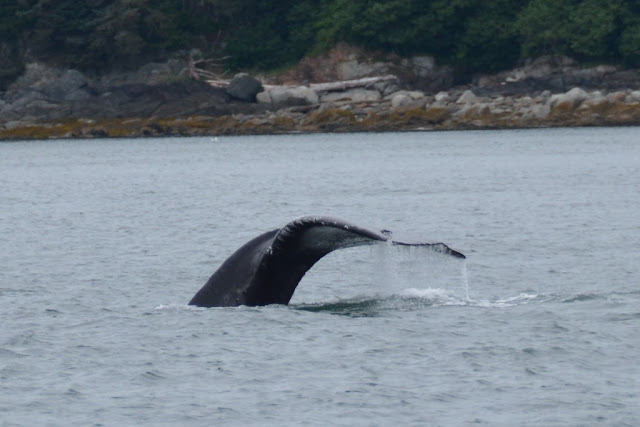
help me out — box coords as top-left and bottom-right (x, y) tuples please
(293, 298), (383, 317)
(289, 291), (626, 317)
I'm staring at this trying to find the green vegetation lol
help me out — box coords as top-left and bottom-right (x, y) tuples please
(2, 0), (640, 89)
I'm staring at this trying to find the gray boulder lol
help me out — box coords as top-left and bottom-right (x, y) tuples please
(456, 90), (478, 104)
(520, 103), (551, 120)
(628, 90), (640, 103)
(373, 80), (399, 97)
(336, 60), (389, 81)
(607, 91), (627, 104)
(256, 91), (272, 104)
(258, 86), (319, 107)
(320, 89), (380, 103)
(549, 87), (589, 108)
(411, 56), (436, 77)
(434, 91), (450, 103)
(226, 73), (263, 102)
(388, 90), (426, 109)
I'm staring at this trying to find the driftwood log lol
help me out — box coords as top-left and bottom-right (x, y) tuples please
(207, 75), (397, 93)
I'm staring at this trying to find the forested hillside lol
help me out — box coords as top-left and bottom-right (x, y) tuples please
(2, 0), (640, 89)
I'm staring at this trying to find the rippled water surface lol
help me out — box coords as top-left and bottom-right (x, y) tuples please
(1, 128), (639, 425)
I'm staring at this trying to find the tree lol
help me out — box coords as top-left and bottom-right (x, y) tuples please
(315, 0), (360, 51)
(0, 0), (26, 89)
(455, 0), (526, 73)
(566, 0), (623, 59)
(618, 1), (640, 66)
(3, 0), (640, 84)
(517, 0), (574, 57)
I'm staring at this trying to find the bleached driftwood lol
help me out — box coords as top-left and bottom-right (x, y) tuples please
(308, 75), (397, 92)
(208, 75), (397, 92)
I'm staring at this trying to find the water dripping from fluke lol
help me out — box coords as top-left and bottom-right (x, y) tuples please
(461, 259), (471, 302)
(371, 241), (470, 304)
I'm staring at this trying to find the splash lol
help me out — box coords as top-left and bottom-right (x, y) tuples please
(295, 290), (621, 316)
(371, 241), (469, 300)
(395, 287), (466, 306)
(154, 303), (204, 311)
(387, 290), (545, 309)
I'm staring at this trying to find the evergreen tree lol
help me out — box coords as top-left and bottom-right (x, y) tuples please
(2, 0), (640, 84)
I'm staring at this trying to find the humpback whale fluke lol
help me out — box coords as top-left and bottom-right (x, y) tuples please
(189, 216), (465, 308)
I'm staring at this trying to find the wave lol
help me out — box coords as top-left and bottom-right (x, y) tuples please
(292, 288), (635, 316)
(154, 303), (202, 311)
(154, 289), (636, 317)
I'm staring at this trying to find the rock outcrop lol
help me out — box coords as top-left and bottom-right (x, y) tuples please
(2, 53), (640, 139)
(267, 43), (453, 93)
(474, 55), (640, 96)
(0, 61), (272, 128)
(225, 73), (263, 101)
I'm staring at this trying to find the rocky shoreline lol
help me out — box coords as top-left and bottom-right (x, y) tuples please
(2, 53), (640, 139)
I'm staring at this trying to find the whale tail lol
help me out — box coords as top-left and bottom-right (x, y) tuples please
(189, 216), (465, 307)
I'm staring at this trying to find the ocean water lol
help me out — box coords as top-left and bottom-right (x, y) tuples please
(1, 128), (638, 426)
